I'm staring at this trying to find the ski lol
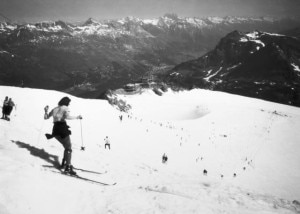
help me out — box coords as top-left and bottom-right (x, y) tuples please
(49, 169), (116, 186)
(43, 165), (107, 175)
(72, 166), (107, 175)
(43, 165), (116, 186)
(60, 171), (116, 186)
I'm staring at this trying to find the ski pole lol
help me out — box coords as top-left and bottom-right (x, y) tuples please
(80, 119), (85, 151)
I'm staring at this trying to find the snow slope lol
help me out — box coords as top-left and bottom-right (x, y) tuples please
(1, 86), (300, 214)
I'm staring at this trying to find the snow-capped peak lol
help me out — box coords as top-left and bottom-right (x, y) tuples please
(142, 18), (159, 25)
(245, 31), (260, 39)
(239, 31), (266, 48)
(117, 16), (142, 25)
(0, 22), (17, 31)
(83, 18), (99, 26)
(207, 16), (225, 24)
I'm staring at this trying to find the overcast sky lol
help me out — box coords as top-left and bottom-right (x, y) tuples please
(1, 0), (300, 23)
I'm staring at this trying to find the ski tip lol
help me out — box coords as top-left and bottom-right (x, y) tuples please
(105, 182), (117, 186)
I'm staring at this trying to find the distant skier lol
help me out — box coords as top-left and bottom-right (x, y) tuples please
(44, 96), (82, 175)
(162, 153), (168, 163)
(5, 98), (16, 121)
(104, 136), (110, 150)
(1, 96), (9, 120)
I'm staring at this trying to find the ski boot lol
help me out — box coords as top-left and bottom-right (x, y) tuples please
(64, 165), (77, 175)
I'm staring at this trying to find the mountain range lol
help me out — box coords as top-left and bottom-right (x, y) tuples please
(164, 30), (300, 107)
(1, 14), (299, 99)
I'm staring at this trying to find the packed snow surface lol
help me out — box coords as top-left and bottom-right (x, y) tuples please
(1, 86), (300, 214)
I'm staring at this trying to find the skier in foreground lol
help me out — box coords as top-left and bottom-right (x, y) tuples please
(44, 96), (82, 175)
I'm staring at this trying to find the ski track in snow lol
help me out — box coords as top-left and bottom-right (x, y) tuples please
(1, 86), (300, 214)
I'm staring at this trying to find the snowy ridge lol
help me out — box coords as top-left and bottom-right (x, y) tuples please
(0, 15), (282, 38)
(1, 86), (300, 214)
(239, 31), (266, 49)
(239, 31), (285, 45)
(292, 63), (300, 73)
(0, 22), (17, 33)
(204, 67), (223, 81)
(142, 16), (276, 28)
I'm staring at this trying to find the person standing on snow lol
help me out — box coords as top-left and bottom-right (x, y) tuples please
(1, 96), (9, 119)
(44, 96), (82, 175)
(6, 98), (16, 121)
(104, 136), (110, 150)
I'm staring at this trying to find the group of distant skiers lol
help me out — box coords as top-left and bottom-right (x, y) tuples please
(2, 94), (167, 176)
(1, 94), (112, 175)
(1, 96), (16, 121)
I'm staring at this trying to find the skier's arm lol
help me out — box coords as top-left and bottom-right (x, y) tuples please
(44, 106), (53, 120)
(64, 109), (82, 120)
(44, 110), (53, 120)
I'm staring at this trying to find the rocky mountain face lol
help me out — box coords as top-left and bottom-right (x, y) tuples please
(164, 30), (300, 107)
(0, 14), (299, 98)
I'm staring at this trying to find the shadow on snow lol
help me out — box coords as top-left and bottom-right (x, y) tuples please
(11, 140), (61, 168)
